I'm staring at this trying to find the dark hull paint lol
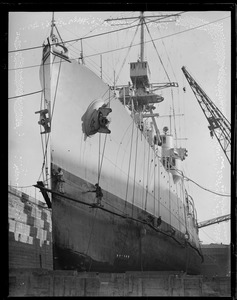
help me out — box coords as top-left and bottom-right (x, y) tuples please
(51, 165), (202, 275)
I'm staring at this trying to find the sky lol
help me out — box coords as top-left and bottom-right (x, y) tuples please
(8, 10), (231, 244)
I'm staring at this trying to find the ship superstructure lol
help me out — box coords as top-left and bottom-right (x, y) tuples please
(35, 12), (203, 274)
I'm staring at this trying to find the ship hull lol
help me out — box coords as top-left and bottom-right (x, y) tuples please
(51, 165), (201, 275)
(40, 53), (202, 274)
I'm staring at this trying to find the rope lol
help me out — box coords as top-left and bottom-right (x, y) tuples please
(38, 61), (47, 182)
(97, 134), (108, 184)
(39, 92), (45, 183)
(38, 57), (62, 182)
(173, 167), (231, 197)
(154, 152), (230, 197)
(115, 21), (139, 84)
(8, 15), (230, 73)
(98, 133), (101, 183)
(132, 126), (139, 217)
(124, 114), (135, 211)
(9, 12), (186, 54)
(144, 21), (171, 82)
(171, 89), (177, 140)
(157, 25), (178, 82)
(51, 57), (62, 119)
(144, 140), (151, 211)
(8, 90), (43, 100)
(86, 208), (98, 271)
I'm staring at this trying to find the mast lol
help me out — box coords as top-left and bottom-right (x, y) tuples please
(50, 12), (55, 38)
(140, 11), (144, 62)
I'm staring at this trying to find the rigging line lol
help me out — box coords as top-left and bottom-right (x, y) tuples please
(109, 18), (139, 26)
(39, 58), (48, 182)
(98, 134), (108, 184)
(39, 92), (45, 182)
(153, 147), (156, 215)
(124, 114), (135, 211)
(132, 126), (139, 217)
(86, 58), (113, 85)
(115, 20), (139, 84)
(157, 25), (178, 82)
(171, 89), (177, 140)
(9, 11), (185, 54)
(144, 20), (171, 82)
(142, 124), (147, 210)
(8, 90), (43, 100)
(84, 15), (230, 56)
(10, 184), (35, 189)
(86, 208), (98, 256)
(98, 133), (101, 183)
(8, 15), (230, 72)
(66, 43), (81, 57)
(83, 39), (115, 71)
(38, 61), (47, 182)
(145, 139), (151, 211)
(155, 152), (230, 196)
(51, 58), (62, 122)
(106, 92), (117, 106)
(173, 167), (231, 197)
(82, 19), (106, 38)
(38, 58), (62, 182)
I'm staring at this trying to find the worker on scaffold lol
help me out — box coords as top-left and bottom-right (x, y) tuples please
(56, 167), (65, 194)
(92, 183), (103, 206)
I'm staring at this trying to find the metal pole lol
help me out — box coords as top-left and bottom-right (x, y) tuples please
(140, 11), (144, 62)
(100, 55), (102, 79)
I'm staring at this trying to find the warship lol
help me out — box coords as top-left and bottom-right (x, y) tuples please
(34, 11), (203, 274)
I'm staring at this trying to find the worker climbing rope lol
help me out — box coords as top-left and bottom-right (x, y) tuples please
(92, 183), (104, 206)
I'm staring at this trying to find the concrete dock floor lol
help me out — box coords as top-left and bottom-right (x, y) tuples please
(8, 268), (231, 297)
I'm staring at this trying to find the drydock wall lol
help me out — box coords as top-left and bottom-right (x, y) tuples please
(8, 187), (231, 297)
(8, 186), (53, 270)
(200, 244), (230, 277)
(9, 269), (231, 297)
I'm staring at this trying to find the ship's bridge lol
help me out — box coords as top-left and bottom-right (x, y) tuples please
(130, 61), (150, 88)
(118, 60), (164, 111)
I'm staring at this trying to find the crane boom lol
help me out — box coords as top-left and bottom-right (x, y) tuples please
(198, 214), (230, 229)
(181, 66), (231, 164)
